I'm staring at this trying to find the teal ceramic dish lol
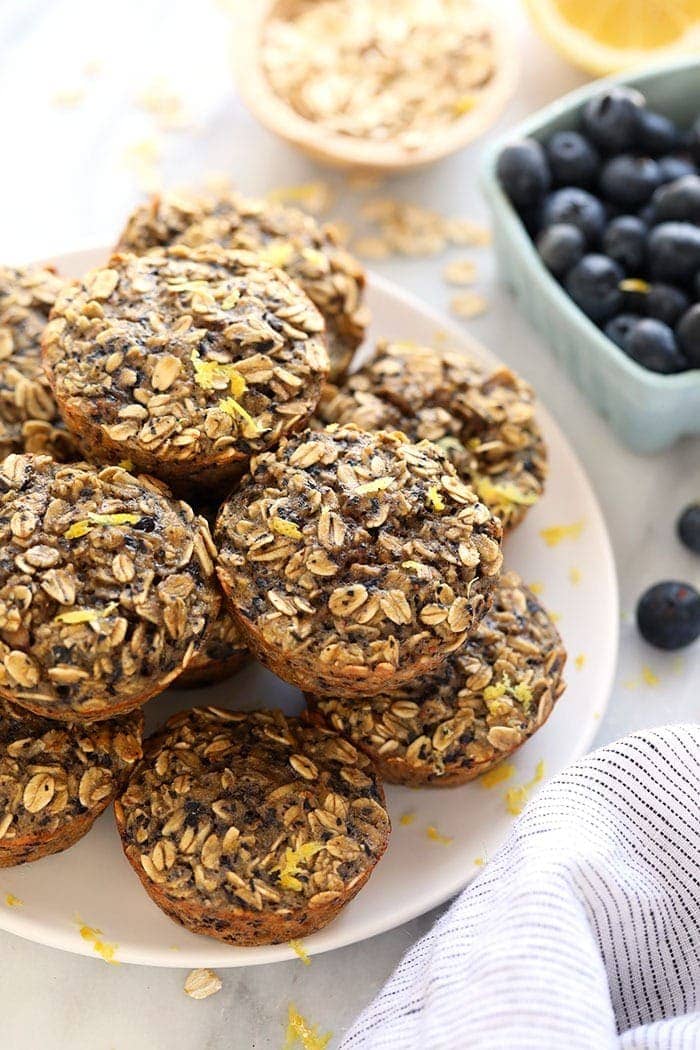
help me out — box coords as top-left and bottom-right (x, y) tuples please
(481, 57), (700, 454)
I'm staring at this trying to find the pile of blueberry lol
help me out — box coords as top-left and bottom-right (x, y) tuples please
(636, 504), (700, 651)
(497, 87), (700, 375)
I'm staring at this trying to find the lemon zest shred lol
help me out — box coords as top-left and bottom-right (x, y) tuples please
(354, 476), (393, 496)
(426, 484), (445, 512)
(473, 856), (485, 867)
(65, 512), (140, 539)
(285, 1004), (331, 1050)
(528, 581), (544, 595)
(219, 396), (260, 435)
(276, 842), (324, 892)
(575, 653), (586, 671)
(427, 825), (453, 846)
(4, 893), (22, 907)
(190, 348), (247, 397)
(64, 520), (91, 539)
(475, 477), (537, 510)
(78, 923), (119, 965)
(619, 278), (650, 294)
(270, 516), (303, 540)
(399, 812), (416, 826)
(55, 602), (118, 625)
(453, 94), (476, 115)
(260, 241), (294, 268)
(289, 939), (311, 965)
(642, 665), (659, 687)
(505, 760), (546, 816)
(569, 566), (582, 585)
(480, 762), (515, 789)
(540, 520), (584, 547)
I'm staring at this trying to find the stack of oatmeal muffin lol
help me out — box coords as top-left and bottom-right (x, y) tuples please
(0, 188), (565, 946)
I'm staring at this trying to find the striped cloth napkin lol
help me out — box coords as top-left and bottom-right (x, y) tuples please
(341, 725), (700, 1050)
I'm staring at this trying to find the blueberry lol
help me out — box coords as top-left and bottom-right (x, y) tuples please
(645, 283), (689, 326)
(676, 303), (700, 367)
(604, 313), (639, 349)
(637, 202), (657, 227)
(637, 581), (700, 650)
(565, 254), (624, 322)
(599, 155), (661, 207)
(648, 222), (700, 285)
(678, 504), (700, 555)
(625, 318), (687, 373)
(542, 187), (606, 245)
(581, 87), (643, 153)
(602, 215), (647, 271)
(688, 116), (700, 165)
(497, 139), (551, 209)
(545, 131), (600, 187)
(536, 223), (585, 277)
(651, 174), (700, 224)
(636, 109), (679, 155)
(657, 155), (696, 185)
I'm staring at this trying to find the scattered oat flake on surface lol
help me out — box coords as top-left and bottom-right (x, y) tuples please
(505, 760), (545, 817)
(399, 812), (416, 826)
(442, 258), (476, 285)
(267, 182), (334, 215)
(285, 1004), (331, 1050)
(427, 825), (453, 845)
(569, 566), (582, 585)
(352, 236), (391, 260)
(480, 762), (515, 789)
(574, 653), (586, 671)
(78, 923), (119, 964)
(539, 520), (584, 547)
(135, 78), (189, 130)
(445, 218), (491, 246)
(289, 939), (311, 965)
(450, 290), (487, 319)
(4, 894), (22, 907)
(184, 968), (222, 1000)
(642, 665), (660, 687)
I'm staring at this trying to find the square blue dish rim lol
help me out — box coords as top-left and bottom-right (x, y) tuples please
(480, 56), (700, 399)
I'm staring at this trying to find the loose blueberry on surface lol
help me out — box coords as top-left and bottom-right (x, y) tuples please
(536, 223), (585, 277)
(546, 130), (600, 187)
(645, 283), (689, 327)
(678, 504), (700, 555)
(636, 109), (679, 156)
(602, 215), (647, 271)
(604, 313), (639, 349)
(651, 174), (700, 225)
(542, 187), (606, 245)
(688, 116), (700, 165)
(565, 254), (624, 322)
(657, 155), (697, 186)
(497, 139), (551, 209)
(648, 222), (700, 285)
(636, 581), (700, 650)
(625, 318), (687, 374)
(676, 303), (700, 368)
(599, 155), (661, 207)
(581, 87), (643, 153)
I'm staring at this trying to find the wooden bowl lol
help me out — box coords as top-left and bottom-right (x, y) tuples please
(231, 0), (520, 173)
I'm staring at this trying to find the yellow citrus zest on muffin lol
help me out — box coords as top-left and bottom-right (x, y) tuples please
(190, 348), (247, 396)
(55, 602), (118, 625)
(505, 759), (545, 816)
(475, 477), (538, 509)
(354, 476), (393, 496)
(4, 893), (22, 907)
(219, 396), (260, 435)
(285, 1004), (331, 1050)
(64, 520), (92, 539)
(277, 842), (325, 891)
(64, 512), (140, 539)
(78, 923), (119, 964)
(426, 484), (445, 511)
(260, 241), (295, 269)
(453, 93), (476, 115)
(270, 516), (303, 540)
(289, 939), (311, 965)
(484, 675), (533, 711)
(399, 812), (416, 826)
(302, 247), (327, 269)
(480, 762), (515, 788)
(540, 520), (584, 547)
(118, 459), (134, 471)
(426, 825), (453, 845)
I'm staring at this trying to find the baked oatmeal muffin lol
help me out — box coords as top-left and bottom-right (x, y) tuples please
(0, 265), (79, 463)
(317, 340), (547, 531)
(116, 188), (367, 381)
(176, 599), (248, 687)
(307, 571), (566, 786)
(42, 245), (329, 493)
(0, 700), (143, 867)
(0, 454), (219, 722)
(115, 707), (390, 945)
(215, 424), (503, 698)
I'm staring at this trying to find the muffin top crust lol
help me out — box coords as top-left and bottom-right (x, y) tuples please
(216, 424), (503, 695)
(116, 189), (368, 380)
(317, 340), (547, 530)
(0, 455), (219, 720)
(116, 707), (389, 912)
(42, 245), (329, 483)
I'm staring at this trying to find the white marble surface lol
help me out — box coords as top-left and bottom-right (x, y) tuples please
(1, 1), (699, 1047)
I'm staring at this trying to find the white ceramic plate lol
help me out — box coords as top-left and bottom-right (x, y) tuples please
(0, 248), (618, 967)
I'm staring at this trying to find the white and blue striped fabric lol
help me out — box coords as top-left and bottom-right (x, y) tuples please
(341, 725), (700, 1050)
